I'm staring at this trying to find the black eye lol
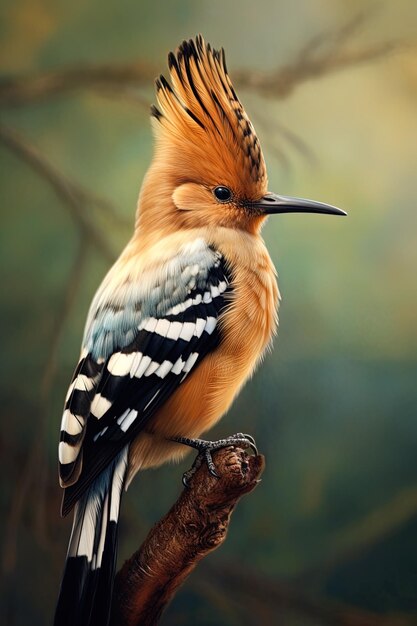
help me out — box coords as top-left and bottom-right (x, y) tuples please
(213, 186), (232, 202)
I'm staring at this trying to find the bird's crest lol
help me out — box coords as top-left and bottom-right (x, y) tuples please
(151, 36), (267, 193)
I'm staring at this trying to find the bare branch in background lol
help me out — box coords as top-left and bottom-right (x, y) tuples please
(296, 9), (373, 61)
(0, 62), (157, 108)
(93, 85), (151, 112)
(0, 127), (126, 575)
(253, 108), (318, 171)
(238, 40), (403, 98)
(0, 13), (411, 109)
(35, 241), (90, 543)
(0, 124), (118, 261)
(2, 241), (88, 573)
(233, 12), (410, 98)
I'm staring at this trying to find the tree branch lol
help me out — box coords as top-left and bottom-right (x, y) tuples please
(0, 124), (117, 261)
(110, 446), (265, 626)
(0, 13), (410, 109)
(0, 62), (157, 108)
(2, 241), (88, 573)
(233, 38), (406, 98)
(232, 7), (411, 100)
(108, 444), (415, 626)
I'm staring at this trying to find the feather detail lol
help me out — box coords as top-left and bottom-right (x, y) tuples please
(54, 446), (128, 626)
(153, 36), (266, 186)
(59, 239), (231, 514)
(56, 35), (280, 626)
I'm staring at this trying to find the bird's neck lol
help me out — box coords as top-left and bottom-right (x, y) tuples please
(133, 163), (179, 245)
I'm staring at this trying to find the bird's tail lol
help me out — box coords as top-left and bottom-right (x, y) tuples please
(54, 446), (129, 626)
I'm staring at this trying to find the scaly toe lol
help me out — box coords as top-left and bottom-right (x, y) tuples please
(172, 433), (258, 484)
(231, 433), (258, 456)
(204, 449), (220, 478)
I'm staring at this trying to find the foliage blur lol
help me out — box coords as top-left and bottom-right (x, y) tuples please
(1, 1), (417, 624)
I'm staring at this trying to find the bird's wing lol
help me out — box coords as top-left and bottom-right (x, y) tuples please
(59, 240), (231, 515)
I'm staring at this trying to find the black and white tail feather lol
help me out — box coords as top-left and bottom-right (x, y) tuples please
(54, 446), (128, 626)
(54, 238), (232, 625)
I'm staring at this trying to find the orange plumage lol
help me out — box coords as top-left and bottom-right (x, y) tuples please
(136, 36), (268, 240)
(125, 37), (279, 479)
(55, 36), (344, 626)
(127, 227), (279, 481)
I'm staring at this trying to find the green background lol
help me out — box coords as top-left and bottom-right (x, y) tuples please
(1, 0), (417, 624)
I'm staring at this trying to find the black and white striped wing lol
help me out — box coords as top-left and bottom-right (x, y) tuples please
(59, 249), (231, 514)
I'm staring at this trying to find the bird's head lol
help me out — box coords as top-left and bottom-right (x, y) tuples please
(137, 36), (345, 235)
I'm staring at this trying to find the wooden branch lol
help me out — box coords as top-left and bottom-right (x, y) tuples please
(110, 446), (265, 626)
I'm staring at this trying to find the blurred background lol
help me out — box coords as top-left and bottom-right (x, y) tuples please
(1, 0), (417, 624)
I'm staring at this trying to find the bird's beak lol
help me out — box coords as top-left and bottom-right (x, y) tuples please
(252, 192), (347, 217)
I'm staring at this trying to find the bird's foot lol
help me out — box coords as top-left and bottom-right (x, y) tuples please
(172, 433), (258, 487)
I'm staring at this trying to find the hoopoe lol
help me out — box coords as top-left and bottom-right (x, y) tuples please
(54, 36), (345, 626)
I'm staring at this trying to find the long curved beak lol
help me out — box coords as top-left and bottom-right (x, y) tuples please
(252, 192), (347, 216)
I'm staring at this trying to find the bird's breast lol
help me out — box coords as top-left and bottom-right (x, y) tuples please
(127, 230), (279, 477)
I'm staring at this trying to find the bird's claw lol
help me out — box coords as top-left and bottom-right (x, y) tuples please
(204, 448), (221, 479)
(172, 432), (258, 487)
(229, 432), (258, 456)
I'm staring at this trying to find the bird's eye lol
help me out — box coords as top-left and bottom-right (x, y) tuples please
(213, 186), (232, 202)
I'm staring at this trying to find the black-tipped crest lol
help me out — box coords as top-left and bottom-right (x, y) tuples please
(150, 104), (162, 120)
(151, 35), (267, 187)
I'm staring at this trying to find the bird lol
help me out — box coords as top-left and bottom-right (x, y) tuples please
(54, 35), (345, 626)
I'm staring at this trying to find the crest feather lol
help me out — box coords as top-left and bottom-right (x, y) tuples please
(151, 35), (267, 188)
